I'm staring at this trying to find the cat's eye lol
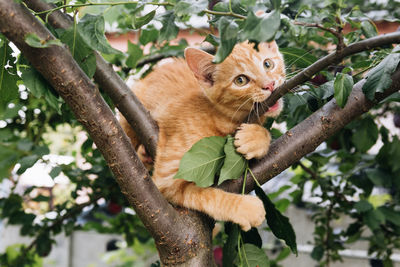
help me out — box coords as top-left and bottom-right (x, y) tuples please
(264, 59), (274, 70)
(234, 75), (249, 86)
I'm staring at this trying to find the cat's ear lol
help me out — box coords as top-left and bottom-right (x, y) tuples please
(185, 48), (215, 87)
(258, 41), (279, 53)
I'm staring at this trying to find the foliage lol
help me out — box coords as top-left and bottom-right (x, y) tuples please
(1, 0), (400, 266)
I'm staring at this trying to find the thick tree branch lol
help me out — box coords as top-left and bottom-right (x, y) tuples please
(0, 1), (211, 264)
(247, 31), (400, 122)
(23, 0), (159, 159)
(219, 67), (400, 193)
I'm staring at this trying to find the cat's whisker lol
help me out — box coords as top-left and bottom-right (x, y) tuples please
(256, 102), (263, 125)
(284, 48), (316, 70)
(231, 97), (254, 123)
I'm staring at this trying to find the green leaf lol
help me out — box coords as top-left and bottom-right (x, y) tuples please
(334, 73), (354, 108)
(0, 41), (19, 113)
(377, 136), (400, 172)
(378, 206), (400, 227)
(25, 33), (63, 48)
(239, 10), (280, 43)
(214, 17), (239, 63)
(365, 168), (392, 187)
(236, 243), (269, 267)
(363, 208), (385, 230)
(351, 117), (378, 152)
(159, 12), (179, 43)
(17, 155), (39, 175)
(49, 166), (62, 179)
(174, 0), (208, 17)
(205, 34), (220, 47)
(241, 227), (262, 248)
(313, 80), (334, 99)
(218, 135), (247, 185)
(275, 247), (291, 262)
(0, 128), (13, 141)
(254, 186), (297, 255)
(361, 20), (377, 38)
(280, 47), (317, 68)
(362, 52), (400, 100)
(20, 65), (45, 99)
(59, 28), (96, 78)
(36, 233), (53, 257)
(2, 103), (22, 120)
(139, 27), (159, 45)
(17, 139), (33, 152)
(32, 195), (51, 202)
(0, 145), (18, 180)
(275, 198), (290, 213)
(132, 10), (156, 29)
(354, 200), (373, 213)
(270, 0), (281, 9)
(126, 41), (143, 69)
(311, 245), (324, 261)
(20, 64), (62, 114)
(223, 222), (239, 267)
(77, 14), (120, 55)
(381, 92), (400, 103)
(174, 136), (226, 187)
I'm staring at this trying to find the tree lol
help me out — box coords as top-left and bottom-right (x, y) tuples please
(0, 0), (400, 266)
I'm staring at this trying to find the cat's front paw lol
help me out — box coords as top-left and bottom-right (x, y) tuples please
(235, 195), (266, 231)
(234, 123), (271, 160)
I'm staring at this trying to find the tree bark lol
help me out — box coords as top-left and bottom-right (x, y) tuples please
(0, 1), (213, 265)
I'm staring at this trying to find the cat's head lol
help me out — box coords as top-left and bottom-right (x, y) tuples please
(185, 41), (285, 120)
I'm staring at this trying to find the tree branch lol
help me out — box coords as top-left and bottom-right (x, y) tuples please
(247, 31), (400, 122)
(23, 0), (400, 195)
(219, 67), (400, 193)
(293, 21), (341, 40)
(0, 1), (210, 264)
(23, 0), (159, 159)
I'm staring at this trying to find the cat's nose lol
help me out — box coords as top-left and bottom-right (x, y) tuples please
(262, 81), (275, 91)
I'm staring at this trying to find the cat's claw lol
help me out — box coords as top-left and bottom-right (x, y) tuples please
(234, 123), (271, 160)
(235, 195), (266, 231)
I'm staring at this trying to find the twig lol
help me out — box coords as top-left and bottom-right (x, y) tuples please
(294, 21), (341, 40)
(325, 203), (333, 267)
(298, 161), (318, 180)
(204, 9), (246, 19)
(31, 1), (173, 16)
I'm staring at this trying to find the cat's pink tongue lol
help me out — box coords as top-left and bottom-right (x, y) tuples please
(268, 102), (279, 111)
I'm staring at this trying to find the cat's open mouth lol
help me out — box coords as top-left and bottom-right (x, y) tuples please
(268, 101), (280, 112)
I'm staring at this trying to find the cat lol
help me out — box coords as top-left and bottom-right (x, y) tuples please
(120, 41), (285, 231)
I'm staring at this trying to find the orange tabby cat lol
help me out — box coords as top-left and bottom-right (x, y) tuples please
(120, 41), (285, 231)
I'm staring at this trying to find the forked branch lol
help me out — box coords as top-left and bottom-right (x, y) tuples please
(0, 1), (207, 264)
